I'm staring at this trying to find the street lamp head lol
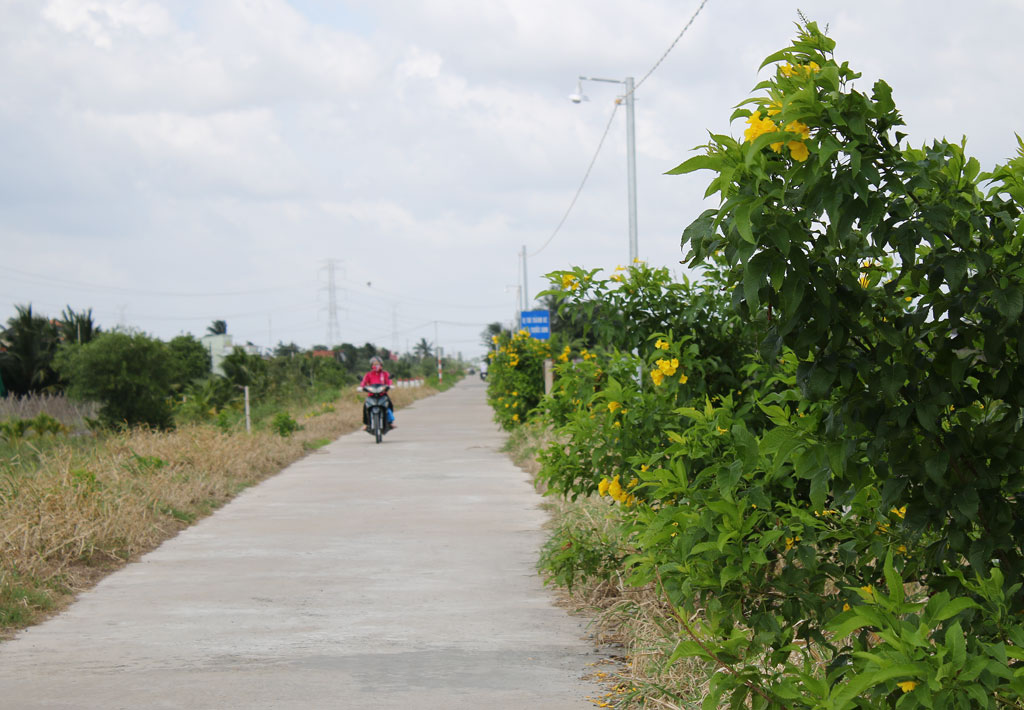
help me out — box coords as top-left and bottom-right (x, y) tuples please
(568, 79), (588, 104)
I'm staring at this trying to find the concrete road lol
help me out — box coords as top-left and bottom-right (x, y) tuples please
(0, 378), (607, 709)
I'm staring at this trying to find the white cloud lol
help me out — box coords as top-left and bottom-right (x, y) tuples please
(3, 0), (1024, 352)
(42, 0), (172, 48)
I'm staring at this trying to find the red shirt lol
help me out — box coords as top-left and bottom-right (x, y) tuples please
(360, 368), (393, 388)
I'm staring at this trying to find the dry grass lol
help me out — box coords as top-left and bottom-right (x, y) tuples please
(0, 393), (99, 434)
(0, 384), (436, 637)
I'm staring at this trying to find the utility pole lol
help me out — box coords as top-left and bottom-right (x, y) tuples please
(624, 76), (638, 263)
(434, 321), (442, 383)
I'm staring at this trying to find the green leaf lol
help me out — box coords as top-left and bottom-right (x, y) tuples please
(932, 597), (980, 622)
(666, 153), (721, 176)
(883, 550), (904, 605)
(810, 468), (829, 512)
(946, 621), (966, 668)
(743, 252), (770, 308)
(829, 664), (926, 708)
(994, 287), (1024, 321)
(734, 200), (756, 245)
(682, 209), (718, 251)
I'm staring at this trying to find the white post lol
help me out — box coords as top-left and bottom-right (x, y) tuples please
(624, 76), (638, 263)
(244, 386), (251, 433)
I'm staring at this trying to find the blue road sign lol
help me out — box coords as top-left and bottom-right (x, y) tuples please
(519, 310), (551, 340)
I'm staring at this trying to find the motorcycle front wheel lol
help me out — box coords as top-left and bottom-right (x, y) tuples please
(371, 409), (383, 444)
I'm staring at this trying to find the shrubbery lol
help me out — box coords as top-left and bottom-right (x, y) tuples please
(486, 329), (550, 430)
(498, 23), (1024, 708)
(55, 332), (178, 429)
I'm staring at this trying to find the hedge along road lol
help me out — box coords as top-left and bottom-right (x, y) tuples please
(0, 377), (608, 709)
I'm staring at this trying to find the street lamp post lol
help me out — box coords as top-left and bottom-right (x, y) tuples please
(571, 75), (638, 262)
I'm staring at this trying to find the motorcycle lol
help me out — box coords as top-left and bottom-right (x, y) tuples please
(362, 384), (392, 444)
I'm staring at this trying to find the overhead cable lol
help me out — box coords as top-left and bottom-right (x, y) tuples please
(532, 0), (711, 257)
(530, 102), (620, 258)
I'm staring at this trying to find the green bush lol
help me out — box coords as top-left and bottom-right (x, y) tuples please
(486, 330), (550, 429)
(54, 331), (176, 429)
(505, 22), (1024, 708)
(270, 412), (300, 437)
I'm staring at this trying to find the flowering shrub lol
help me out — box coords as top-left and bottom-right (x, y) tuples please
(514, 21), (1024, 709)
(486, 329), (550, 430)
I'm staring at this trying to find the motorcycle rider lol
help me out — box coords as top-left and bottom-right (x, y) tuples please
(360, 356), (396, 429)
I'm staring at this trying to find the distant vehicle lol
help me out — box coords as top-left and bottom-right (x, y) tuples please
(362, 384), (392, 444)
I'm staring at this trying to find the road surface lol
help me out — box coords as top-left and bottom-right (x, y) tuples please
(0, 377), (606, 709)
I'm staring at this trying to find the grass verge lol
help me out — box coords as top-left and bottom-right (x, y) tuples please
(504, 421), (713, 709)
(0, 384), (436, 639)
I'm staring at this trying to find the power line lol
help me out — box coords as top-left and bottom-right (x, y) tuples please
(530, 102), (620, 258)
(0, 266), (307, 297)
(632, 0), (710, 95)
(531, 0), (711, 258)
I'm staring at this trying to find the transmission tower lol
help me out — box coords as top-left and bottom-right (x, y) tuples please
(321, 259), (344, 347)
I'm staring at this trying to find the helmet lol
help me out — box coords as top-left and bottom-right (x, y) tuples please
(369, 356), (383, 367)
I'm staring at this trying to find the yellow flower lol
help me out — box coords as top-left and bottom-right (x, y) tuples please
(598, 478), (610, 497)
(860, 585), (874, 597)
(891, 506), (907, 519)
(611, 273), (623, 282)
(608, 401), (622, 413)
(859, 273), (870, 289)
(640, 464), (649, 472)
(679, 373), (688, 384)
(788, 140), (809, 162)
(650, 369), (665, 386)
(784, 536), (801, 551)
(628, 477), (639, 488)
(561, 273), (579, 291)
(842, 603), (851, 612)
(716, 426), (728, 434)
(512, 413), (519, 422)
(608, 475), (623, 500)
(656, 358), (679, 376)
(897, 681), (918, 693)
(767, 100), (782, 116)
(785, 120), (810, 140)
(612, 421), (621, 428)
(743, 110), (777, 143)
(491, 335), (499, 344)
(780, 61), (820, 78)
(654, 339), (669, 350)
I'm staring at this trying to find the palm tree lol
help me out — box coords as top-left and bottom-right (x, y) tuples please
(0, 304), (61, 396)
(480, 322), (509, 349)
(59, 306), (100, 344)
(412, 338), (434, 360)
(207, 320), (228, 335)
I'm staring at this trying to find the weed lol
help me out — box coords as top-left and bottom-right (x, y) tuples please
(271, 412), (300, 437)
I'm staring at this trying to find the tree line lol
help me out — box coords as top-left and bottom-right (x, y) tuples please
(0, 304), (453, 429)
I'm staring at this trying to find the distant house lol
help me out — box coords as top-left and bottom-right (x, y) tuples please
(200, 334), (233, 376)
(311, 349), (343, 362)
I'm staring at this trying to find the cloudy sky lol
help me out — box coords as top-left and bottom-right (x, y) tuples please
(2, 0), (1022, 360)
